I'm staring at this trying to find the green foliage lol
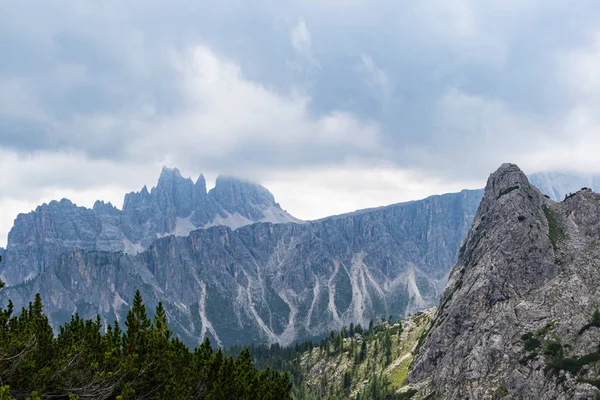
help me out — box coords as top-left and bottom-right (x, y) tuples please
(492, 382), (509, 399)
(564, 192), (577, 201)
(227, 316), (416, 399)
(0, 289), (291, 399)
(497, 185), (519, 199)
(578, 309), (600, 335)
(547, 352), (600, 374)
(542, 205), (566, 250)
(521, 332), (541, 352)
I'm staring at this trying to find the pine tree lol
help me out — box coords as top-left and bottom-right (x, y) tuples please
(123, 290), (151, 356)
(358, 339), (367, 363)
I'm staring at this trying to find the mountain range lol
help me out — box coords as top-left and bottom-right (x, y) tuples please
(0, 167), (298, 285)
(0, 167), (595, 348)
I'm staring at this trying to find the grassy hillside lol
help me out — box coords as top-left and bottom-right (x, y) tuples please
(233, 309), (434, 399)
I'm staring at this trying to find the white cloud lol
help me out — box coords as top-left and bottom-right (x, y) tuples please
(288, 19), (321, 73)
(357, 55), (393, 105)
(128, 45), (380, 166)
(265, 163), (483, 221)
(4, 0), (600, 246)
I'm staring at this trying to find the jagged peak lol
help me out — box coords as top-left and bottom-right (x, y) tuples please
(160, 165), (182, 177)
(43, 198), (76, 208)
(478, 162), (538, 207)
(156, 166), (193, 188)
(93, 200), (118, 212)
(195, 173), (207, 196)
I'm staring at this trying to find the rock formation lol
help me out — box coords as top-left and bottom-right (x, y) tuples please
(409, 164), (600, 399)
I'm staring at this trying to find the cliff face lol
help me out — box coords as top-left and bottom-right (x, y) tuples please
(0, 189), (482, 348)
(409, 164), (600, 399)
(0, 167), (298, 284)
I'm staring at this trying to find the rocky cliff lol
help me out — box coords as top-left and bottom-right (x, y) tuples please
(0, 167), (298, 284)
(408, 164), (600, 399)
(0, 189), (482, 348)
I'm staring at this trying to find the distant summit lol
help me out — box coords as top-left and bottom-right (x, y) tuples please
(529, 171), (600, 202)
(0, 167), (300, 284)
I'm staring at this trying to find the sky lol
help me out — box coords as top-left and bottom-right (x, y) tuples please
(2, 0), (600, 246)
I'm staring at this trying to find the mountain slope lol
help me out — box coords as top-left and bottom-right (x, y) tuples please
(0, 167), (298, 284)
(0, 189), (482, 348)
(408, 164), (600, 399)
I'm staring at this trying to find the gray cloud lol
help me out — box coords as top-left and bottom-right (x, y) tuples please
(2, 0), (600, 244)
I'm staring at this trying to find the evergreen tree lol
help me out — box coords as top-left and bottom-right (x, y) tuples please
(359, 339), (367, 363)
(123, 289), (151, 356)
(0, 275), (292, 400)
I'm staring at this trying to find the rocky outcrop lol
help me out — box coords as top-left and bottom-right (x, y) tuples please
(0, 189), (482, 348)
(0, 167), (299, 284)
(409, 164), (600, 399)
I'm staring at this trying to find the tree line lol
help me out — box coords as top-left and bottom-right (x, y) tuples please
(0, 257), (292, 400)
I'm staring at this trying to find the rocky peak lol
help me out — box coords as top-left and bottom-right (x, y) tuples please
(408, 164), (600, 399)
(195, 174), (208, 198)
(152, 166), (197, 219)
(208, 176), (279, 220)
(92, 200), (118, 214)
(0, 167), (299, 285)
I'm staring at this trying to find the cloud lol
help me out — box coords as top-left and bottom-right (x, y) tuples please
(289, 20), (321, 73)
(356, 55), (393, 106)
(2, 0), (600, 245)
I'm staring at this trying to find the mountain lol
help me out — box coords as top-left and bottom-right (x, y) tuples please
(239, 311), (435, 399)
(0, 189), (482, 348)
(407, 164), (600, 399)
(0, 167), (298, 284)
(529, 171), (600, 202)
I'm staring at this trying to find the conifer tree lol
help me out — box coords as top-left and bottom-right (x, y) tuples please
(123, 290), (151, 356)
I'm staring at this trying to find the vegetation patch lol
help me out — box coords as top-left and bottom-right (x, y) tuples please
(492, 382), (509, 399)
(564, 192), (577, 201)
(578, 309), (600, 335)
(389, 354), (413, 387)
(521, 332), (541, 352)
(547, 352), (600, 374)
(497, 186), (520, 199)
(542, 205), (566, 250)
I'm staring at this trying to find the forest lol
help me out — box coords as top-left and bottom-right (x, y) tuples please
(0, 256), (291, 400)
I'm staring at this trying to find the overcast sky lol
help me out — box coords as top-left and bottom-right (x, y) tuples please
(2, 0), (600, 246)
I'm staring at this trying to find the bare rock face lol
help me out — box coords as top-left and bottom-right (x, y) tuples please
(0, 167), (299, 284)
(0, 189), (482, 348)
(409, 163), (600, 399)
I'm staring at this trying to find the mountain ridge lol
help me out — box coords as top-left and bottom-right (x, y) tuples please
(0, 188), (482, 348)
(0, 167), (299, 284)
(408, 163), (600, 399)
